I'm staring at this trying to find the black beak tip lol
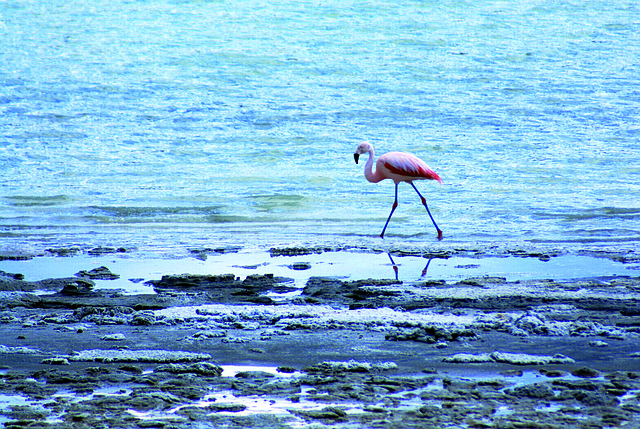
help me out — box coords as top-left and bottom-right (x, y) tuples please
(354, 153), (359, 164)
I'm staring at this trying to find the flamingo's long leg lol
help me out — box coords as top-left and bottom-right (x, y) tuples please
(410, 182), (443, 240)
(380, 183), (399, 238)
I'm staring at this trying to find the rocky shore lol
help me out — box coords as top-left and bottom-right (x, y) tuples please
(0, 247), (639, 428)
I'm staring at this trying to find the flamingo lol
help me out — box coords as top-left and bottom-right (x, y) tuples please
(354, 141), (443, 240)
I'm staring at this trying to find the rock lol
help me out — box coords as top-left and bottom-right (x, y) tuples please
(46, 247), (81, 257)
(186, 330), (227, 341)
(147, 272), (295, 302)
(416, 405), (440, 418)
(154, 362), (223, 376)
(0, 276), (30, 292)
(207, 403), (247, 412)
(69, 349), (211, 363)
(571, 367), (601, 378)
(511, 383), (555, 399)
(0, 253), (33, 261)
(4, 404), (50, 420)
(75, 306), (135, 324)
(270, 246), (331, 256)
(221, 336), (249, 343)
(302, 276), (402, 303)
(457, 276), (507, 286)
(41, 358), (70, 365)
(443, 352), (575, 365)
(59, 279), (95, 295)
(118, 365), (144, 374)
(87, 247), (128, 256)
(189, 247), (241, 260)
(76, 266), (120, 280)
(490, 352), (575, 365)
(386, 325), (477, 343)
(125, 391), (182, 410)
(552, 379), (599, 391)
(151, 273), (236, 290)
(305, 360), (398, 374)
(569, 390), (620, 406)
(132, 311), (156, 326)
(242, 273), (295, 293)
(293, 406), (347, 420)
(100, 333), (126, 341)
(443, 353), (493, 364)
(540, 369), (566, 377)
(291, 262), (312, 270)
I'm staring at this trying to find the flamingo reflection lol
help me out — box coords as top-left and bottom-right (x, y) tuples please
(387, 253), (433, 281)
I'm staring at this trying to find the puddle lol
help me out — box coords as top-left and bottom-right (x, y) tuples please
(0, 250), (635, 296)
(220, 365), (302, 378)
(128, 388), (367, 424)
(0, 393), (32, 409)
(0, 393), (53, 424)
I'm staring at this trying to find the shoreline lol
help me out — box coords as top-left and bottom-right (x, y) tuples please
(0, 247), (639, 427)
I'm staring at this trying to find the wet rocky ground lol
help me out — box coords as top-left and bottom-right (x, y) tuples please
(0, 247), (639, 428)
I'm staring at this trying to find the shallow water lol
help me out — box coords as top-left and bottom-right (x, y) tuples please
(1, 0), (639, 258)
(0, 250), (635, 295)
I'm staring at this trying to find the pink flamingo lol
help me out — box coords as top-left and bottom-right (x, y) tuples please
(354, 141), (443, 240)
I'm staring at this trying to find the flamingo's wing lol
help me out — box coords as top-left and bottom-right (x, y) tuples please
(382, 152), (442, 183)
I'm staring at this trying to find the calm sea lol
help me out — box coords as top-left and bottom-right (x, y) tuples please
(1, 0), (639, 259)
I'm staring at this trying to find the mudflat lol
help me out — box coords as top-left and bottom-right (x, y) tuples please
(0, 247), (639, 428)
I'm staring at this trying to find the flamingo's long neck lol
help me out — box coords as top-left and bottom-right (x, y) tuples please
(364, 148), (384, 183)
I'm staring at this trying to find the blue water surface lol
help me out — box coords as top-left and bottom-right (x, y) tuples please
(1, 0), (639, 258)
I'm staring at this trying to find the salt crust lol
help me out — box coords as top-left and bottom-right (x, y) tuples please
(313, 359), (398, 372)
(154, 304), (627, 339)
(443, 352), (575, 365)
(156, 304), (476, 327)
(69, 349), (211, 363)
(0, 345), (41, 354)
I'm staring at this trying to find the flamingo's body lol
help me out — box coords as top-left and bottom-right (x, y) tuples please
(354, 141), (443, 239)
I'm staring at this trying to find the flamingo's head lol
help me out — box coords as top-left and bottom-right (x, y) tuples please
(354, 141), (373, 164)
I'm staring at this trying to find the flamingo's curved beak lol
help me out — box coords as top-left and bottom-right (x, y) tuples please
(354, 153), (359, 164)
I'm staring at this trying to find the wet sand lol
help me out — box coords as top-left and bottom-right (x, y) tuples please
(0, 246), (639, 428)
